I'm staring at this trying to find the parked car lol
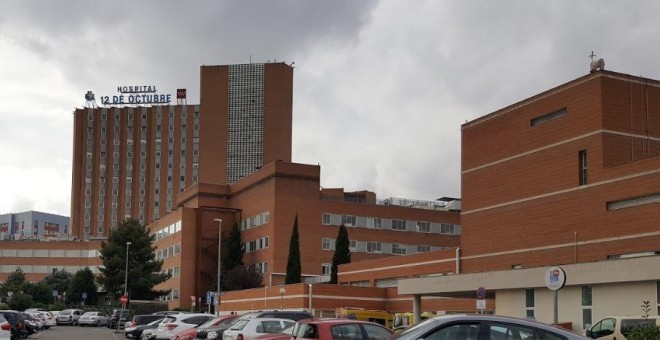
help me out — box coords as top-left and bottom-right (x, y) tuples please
(248, 311), (313, 322)
(79, 311), (110, 327)
(125, 315), (165, 338)
(291, 319), (392, 340)
(585, 315), (660, 339)
(142, 321), (162, 340)
(223, 317), (295, 340)
(390, 314), (590, 340)
(56, 308), (84, 325)
(202, 310), (312, 340)
(252, 323), (295, 340)
(31, 311), (56, 328)
(0, 314), (12, 340)
(152, 313), (215, 340)
(20, 313), (40, 333)
(0, 310), (27, 339)
(173, 315), (237, 340)
(108, 309), (132, 329)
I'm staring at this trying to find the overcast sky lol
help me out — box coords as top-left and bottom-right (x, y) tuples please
(1, 1), (659, 217)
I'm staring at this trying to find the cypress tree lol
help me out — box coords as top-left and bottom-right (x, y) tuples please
(223, 222), (244, 271)
(285, 215), (302, 284)
(331, 224), (351, 284)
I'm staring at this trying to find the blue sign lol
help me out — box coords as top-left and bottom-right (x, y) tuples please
(476, 287), (486, 299)
(206, 291), (213, 304)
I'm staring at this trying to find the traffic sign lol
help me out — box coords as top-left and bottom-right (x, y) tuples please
(476, 287), (487, 299)
(119, 295), (128, 304)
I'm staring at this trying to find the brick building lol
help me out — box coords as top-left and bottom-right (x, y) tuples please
(70, 62), (293, 240)
(392, 69), (660, 332)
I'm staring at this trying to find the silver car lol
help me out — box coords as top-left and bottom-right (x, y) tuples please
(391, 314), (590, 340)
(78, 311), (109, 327)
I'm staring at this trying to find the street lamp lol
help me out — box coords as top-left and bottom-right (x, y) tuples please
(213, 218), (223, 315)
(124, 241), (132, 297)
(279, 287), (286, 310)
(117, 241), (131, 332)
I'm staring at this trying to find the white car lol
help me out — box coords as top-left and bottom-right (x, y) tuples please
(0, 314), (10, 340)
(79, 311), (110, 327)
(152, 313), (214, 340)
(36, 311), (57, 328)
(222, 318), (295, 340)
(56, 308), (84, 325)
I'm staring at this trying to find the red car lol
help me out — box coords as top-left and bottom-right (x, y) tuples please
(291, 319), (393, 340)
(174, 315), (238, 340)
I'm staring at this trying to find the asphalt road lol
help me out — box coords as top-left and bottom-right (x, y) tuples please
(26, 324), (128, 340)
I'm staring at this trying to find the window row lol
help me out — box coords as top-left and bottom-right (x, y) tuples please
(156, 243), (181, 260)
(321, 238), (440, 255)
(152, 220), (182, 240)
(0, 249), (100, 258)
(245, 236), (269, 253)
(163, 266), (181, 278)
(241, 211), (270, 231)
(322, 213), (460, 235)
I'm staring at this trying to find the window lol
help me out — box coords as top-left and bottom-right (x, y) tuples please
(322, 238), (332, 250)
(607, 193), (660, 211)
(422, 323), (480, 340)
(590, 318), (616, 338)
(392, 244), (406, 255)
(579, 150), (588, 185)
(341, 215), (356, 226)
(372, 217), (382, 229)
(322, 213), (331, 225)
(530, 108), (567, 126)
(367, 242), (381, 253)
(525, 289), (535, 318)
(417, 245), (431, 253)
(489, 324), (537, 340)
(417, 221), (430, 232)
(582, 285), (592, 329)
(657, 281), (660, 314)
(349, 240), (357, 251)
(321, 263), (331, 276)
(392, 219), (406, 231)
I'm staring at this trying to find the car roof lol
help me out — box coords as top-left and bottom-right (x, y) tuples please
(297, 318), (380, 325)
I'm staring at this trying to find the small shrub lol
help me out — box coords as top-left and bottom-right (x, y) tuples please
(625, 325), (660, 340)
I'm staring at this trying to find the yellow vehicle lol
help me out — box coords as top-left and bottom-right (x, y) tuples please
(335, 307), (393, 329)
(393, 312), (436, 330)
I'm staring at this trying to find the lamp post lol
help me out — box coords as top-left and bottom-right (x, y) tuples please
(124, 241), (131, 297)
(279, 287), (286, 310)
(213, 218), (222, 315)
(117, 241), (131, 332)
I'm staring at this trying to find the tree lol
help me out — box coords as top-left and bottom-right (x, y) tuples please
(0, 268), (27, 299)
(98, 219), (170, 301)
(285, 215), (302, 284)
(331, 224), (351, 284)
(23, 282), (53, 305)
(67, 268), (99, 306)
(223, 266), (263, 291)
(6, 268), (26, 287)
(223, 222), (244, 271)
(8, 292), (32, 311)
(42, 269), (73, 298)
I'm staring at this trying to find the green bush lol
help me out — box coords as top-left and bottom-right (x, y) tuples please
(0, 303), (9, 310)
(625, 325), (660, 340)
(48, 303), (66, 311)
(8, 293), (33, 311)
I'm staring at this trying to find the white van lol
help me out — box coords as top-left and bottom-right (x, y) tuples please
(586, 315), (660, 339)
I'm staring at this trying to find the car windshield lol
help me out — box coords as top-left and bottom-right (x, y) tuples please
(61, 310), (72, 315)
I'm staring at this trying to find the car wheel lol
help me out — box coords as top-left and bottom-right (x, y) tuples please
(96, 320), (100, 327)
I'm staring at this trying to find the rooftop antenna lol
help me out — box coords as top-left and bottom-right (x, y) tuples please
(250, 55), (253, 63)
(589, 51), (605, 72)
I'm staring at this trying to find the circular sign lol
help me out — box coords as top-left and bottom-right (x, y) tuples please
(545, 266), (566, 291)
(119, 295), (129, 304)
(476, 287), (487, 299)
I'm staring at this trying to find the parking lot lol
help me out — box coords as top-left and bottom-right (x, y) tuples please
(26, 324), (128, 340)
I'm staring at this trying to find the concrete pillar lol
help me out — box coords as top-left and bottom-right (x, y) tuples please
(413, 294), (422, 325)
